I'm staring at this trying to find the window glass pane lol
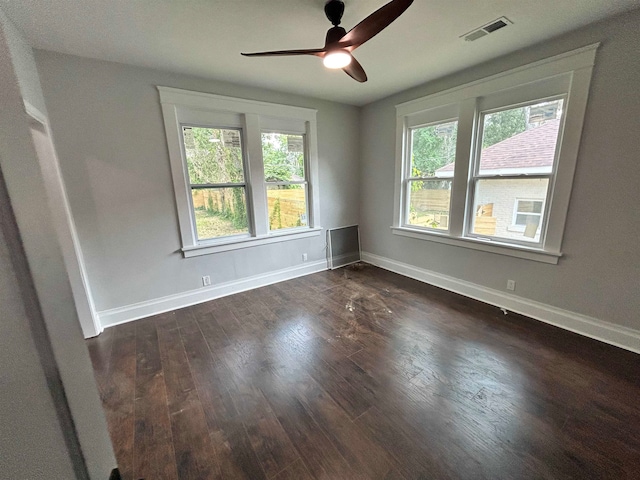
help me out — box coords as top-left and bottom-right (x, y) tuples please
(410, 120), (458, 177)
(191, 187), (248, 240)
(182, 127), (244, 184)
(478, 99), (564, 175)
(515, 214), (540, 226)
(407, 179), (452, 231)
(471, 178), (549, 243)
(517, 200), (543, 214)
(267, 185), (307, 230)
(262, 133), (305, 182)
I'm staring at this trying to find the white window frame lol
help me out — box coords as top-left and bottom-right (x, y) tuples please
(261, 130), (310, 232)
(392, 44), (599, 264)
(465, 94), (565, 248)
(158, 87), (321, 257)
(403, 117), (458, 233)
(182, 125), (251, 242)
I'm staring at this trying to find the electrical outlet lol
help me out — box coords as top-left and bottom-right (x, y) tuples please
(506, 279), (516, 291)
(302, 253), (308, 262)
(202, 275), (211, 287)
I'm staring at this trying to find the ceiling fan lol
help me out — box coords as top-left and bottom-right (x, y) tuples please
(241, 0), (414, 83)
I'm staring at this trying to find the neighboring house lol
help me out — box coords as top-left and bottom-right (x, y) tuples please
(436, 119), (560, 242)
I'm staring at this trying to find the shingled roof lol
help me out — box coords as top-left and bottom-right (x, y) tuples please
(436, 119), (560, 176)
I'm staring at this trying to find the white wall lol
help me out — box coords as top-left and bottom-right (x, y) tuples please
(35, 51), (361, 317)
(0, 11), (116, 479)
(0, 168), (77, 479)
(359, 9), (640, 332)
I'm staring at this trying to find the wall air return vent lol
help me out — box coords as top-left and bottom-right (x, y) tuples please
(327, 225), (361, 269)
(461, 16), (512, 42)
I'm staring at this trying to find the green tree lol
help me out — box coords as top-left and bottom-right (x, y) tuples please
(269, 198), (282, 229)
(262, 134), (304, 184)
(410, 122), (457, 189)
(482, 108), (527, 148)
(184, 127), (244, 185)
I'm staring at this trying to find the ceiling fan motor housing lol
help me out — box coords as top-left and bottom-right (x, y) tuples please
(324, 0), (345, 25)
(325, 26), (347, 46)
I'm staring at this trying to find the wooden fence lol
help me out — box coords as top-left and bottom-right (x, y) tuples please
(411, 189), (497, 235)
(267, 189), (306, 229)
(411, 189), (450, 212)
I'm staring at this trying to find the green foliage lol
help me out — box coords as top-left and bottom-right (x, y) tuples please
(231, 188), (247, 229)
(411, 122), (457, 177)
(262, 134), (304, 185)
(482, 108), (527, 149)
(269, 198), (282, 230)
(410, 166), (423, 192)
(184, 127), (244, 185)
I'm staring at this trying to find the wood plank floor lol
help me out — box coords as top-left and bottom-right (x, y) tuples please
(87, 264), (640, 480)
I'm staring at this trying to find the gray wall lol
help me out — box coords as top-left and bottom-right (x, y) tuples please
(0, 169), (77, 479)
(0, 11), (116, 479)
(0, 10), (47, 115)
(359, 10), (640, 331)
(35, 51), (361, 313)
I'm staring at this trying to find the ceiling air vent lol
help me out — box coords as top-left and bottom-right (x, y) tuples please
(461, 17), (513, 42)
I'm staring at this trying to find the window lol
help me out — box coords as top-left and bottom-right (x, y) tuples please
(468, 99), (563, 246)
(393, 44), (598, 264)
(159, 88), (321, 257)
(262, 132), (309, 231)
(182, 126), (249, 240)
(406, 120), (457, 231)
(512, 199), (544, 229)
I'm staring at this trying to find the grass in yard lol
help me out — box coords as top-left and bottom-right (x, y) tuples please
(194, 209), (247, 239)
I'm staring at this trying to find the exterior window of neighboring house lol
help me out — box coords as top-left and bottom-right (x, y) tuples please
(512, 199), (544, 231)
(393, 45), (598, 264)
(159, 87), (321, 257)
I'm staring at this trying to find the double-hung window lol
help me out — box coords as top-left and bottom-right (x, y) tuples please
(159, 88), (321, 257)
(261, 132), (309, 231)
(182, 126), (249, 240)
(393, 44), (598, 264)
(405, 117), (458, 231)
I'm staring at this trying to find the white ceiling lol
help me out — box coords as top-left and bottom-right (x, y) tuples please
(2, 0), (639, 106)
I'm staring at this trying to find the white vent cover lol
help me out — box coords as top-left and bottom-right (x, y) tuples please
(461, 17), (513, 42)
(327, 225), (361, 269)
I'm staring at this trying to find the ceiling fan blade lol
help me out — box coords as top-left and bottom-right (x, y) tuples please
(338, 0), (413, 49)
(241, 48), (326, 57)
(343, 55), (367, 82)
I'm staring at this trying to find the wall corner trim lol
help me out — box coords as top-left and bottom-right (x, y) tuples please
(98, 259), (328, 329)
(361, 252), (640, 354)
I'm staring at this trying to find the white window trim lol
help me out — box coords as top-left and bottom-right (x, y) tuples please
(392, 43), (599, 264)
(158, 87), (321, 256)
(404, 118), (458, 234)
(261, 131), (311, 232)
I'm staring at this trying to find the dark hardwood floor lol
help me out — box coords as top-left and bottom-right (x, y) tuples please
(87, 264), (640, 480)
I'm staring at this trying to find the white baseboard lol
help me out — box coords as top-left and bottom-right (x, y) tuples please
(361, 252), (640, 354)
(98, 259), (327, 329)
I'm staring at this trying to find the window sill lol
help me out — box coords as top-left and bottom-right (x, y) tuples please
(182, 227), (322, 257)
(391, 226), (561, 264)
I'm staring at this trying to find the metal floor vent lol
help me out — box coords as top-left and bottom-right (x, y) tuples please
(461, 17), (512, 42)
(327, 225), (361, 269)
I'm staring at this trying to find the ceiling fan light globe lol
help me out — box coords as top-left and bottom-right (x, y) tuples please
(323, 51), (351, 69)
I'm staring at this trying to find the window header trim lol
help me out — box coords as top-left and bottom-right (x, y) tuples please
(396, 43), (598, 117)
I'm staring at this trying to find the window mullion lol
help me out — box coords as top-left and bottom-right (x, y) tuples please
(449, 98), (477, 237)
(243, 113), (269, 236)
